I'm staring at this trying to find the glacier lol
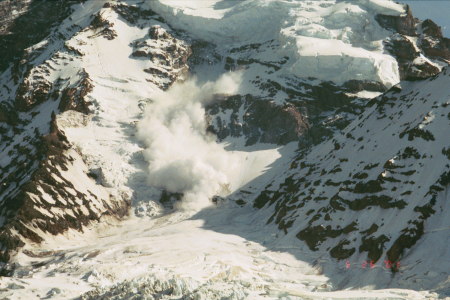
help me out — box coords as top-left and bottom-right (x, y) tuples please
(0, 0), (449, 299)
(146, 0), (402, 86)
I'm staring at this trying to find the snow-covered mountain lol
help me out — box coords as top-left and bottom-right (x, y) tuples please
(0, 0), (449, 299)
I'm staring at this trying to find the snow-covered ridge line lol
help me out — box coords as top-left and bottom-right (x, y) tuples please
(0, 0), (449, 298)
(147, 0), (450, 87)
(0, 0), (180, 262)
(145, 0), (405, 86)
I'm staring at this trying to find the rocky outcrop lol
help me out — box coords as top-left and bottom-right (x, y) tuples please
(58, 69), (93, 114)
(384, 34), (440, 81)
(419, 19), (450, 61)
(89, 11), (117, 40)
(132, 25), (191, 89)
(252, 68), (450, 269)
(0, 114), (129, 265)
(375, 6), (416, 36)
(380, 16), (448, 80)
(207, 95), (309, 146)
(15, 74), (53, 111)
(110, 2), (159, 24)
(376, 7), (449, 81)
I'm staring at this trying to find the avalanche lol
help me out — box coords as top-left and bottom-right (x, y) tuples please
(0, 0), (449, 299)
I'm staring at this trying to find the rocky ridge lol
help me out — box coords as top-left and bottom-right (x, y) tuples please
(0, 0), (191, 265)
(0, 0), (448, 297)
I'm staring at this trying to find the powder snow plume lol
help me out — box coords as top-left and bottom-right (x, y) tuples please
(137, 72), (243, 211)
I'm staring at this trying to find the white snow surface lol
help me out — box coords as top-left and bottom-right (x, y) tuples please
(2, 207), (440, 300)
(145, 0), (403, 87)
(0, 0), (448, 299)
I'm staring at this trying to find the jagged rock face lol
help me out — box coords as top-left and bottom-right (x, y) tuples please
(254, 68), (450, 270)
(0, 115), (129, 262)
(0, 1), (191, 263)
(378, 14), (448, 81)
(207, 95), (309, 146)
(419, 20), (450, 61)
(89, 11), (117, 40)
(384, 34), (440, 81)
(375, 6), (416, 36)
(135, 25), (191, 89)
(15, 75), (53, 111)
(58, 69), (93, 114)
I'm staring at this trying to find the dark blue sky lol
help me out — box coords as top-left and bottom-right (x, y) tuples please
(401, 1), (450, 37)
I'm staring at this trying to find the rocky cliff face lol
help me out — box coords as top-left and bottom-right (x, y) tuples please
(0, 0), (191, 265)
(0, 0), (449, 298)
(0, 0), (448, 266)
(200, 3), (449, 149)
(207, 95), (309, 146)
(377, 9), (450, 80)
(250, 68), (450, 282)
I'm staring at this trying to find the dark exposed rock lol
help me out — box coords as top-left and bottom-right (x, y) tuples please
(132, 50), (148, 58)
(207, 94), (309, 146)
(442, 148), (450, 160)
(58, 69), (93, 113)
(254, 190), (281, 209)
(149, 26), (171, 40)
(0, 114), (129, 263)
(297, 222), (358, 251)
(360, 224), (379, 235)
(353, 180), (383, 194)
(387, 220), (424, 266)
(400, 127), (435, 141)
(330, 239), (355, 260)
(384, 34), (441, 80)
(111, 3), (159, 24)
(132, 25), (191, 89)
(359, 234), (390, 262)
(0, 0), (79, 72)
(419, 35), (450, 61)
(385, 34), (419, 62)
(90, 12), (117, 40)
(421, 19), (443, 39)
(377, 8), (449, 81)
(15, 76), (52, 111)
(401, 147), (421, 159)
(0, 0), (31, 35)
(343, 80), (387, 93)
(404, 59), (441, 81)
(346, 195), (406, 211)
(375, 6), (416, 36)
(0, 103), (19, 125)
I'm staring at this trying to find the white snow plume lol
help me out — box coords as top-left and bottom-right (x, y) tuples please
(137, 72), (242, 211)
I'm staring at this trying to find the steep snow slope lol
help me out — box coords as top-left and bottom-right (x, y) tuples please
(248, 67), (450, 295)
(0, 0), (449, 299)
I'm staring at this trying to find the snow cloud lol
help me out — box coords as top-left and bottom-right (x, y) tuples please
(137, 72), (242, 211)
